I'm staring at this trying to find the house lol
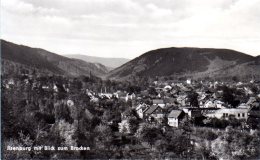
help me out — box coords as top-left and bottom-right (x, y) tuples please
(236, 82), (243, 86)
(86, 89), (94, 96)
(214, 100), (226, 108)
(90, 96), (99, 103)
(136, 103), (150, 119)
(164, 85), (172, 91)
(186, 78), (192, 85)
(153, 99), (166, 108)
(204, 100), (216, 108)
(244, 87), (254, 95)
(214, 81), (219, 88)
(168, 110), (185, 127)
(114, 91), (128, 101)
(8, 79), (15, 85)
(176, 95), (188, 106)
(42, 85), (50, 90)
(53, 83), (66, 93)
(127, 93), (136, 101)
(53, 84), (58, 92)
(202, 99), (225, 109)
(99, 91), (113, 99)
(67, 100), (74, 107)
(198, 94), (210, 107)
(205, 108), (249, 120)
(144, 105), (164, 122)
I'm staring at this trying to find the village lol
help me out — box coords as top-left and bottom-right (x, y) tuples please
(119, 78), (260, 130)
(2, 73), (260, 159)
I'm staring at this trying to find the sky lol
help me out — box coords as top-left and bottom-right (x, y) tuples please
(1, 0), (260, 59)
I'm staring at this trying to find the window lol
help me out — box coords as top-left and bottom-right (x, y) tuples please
(223, 113), (228, 117)
(242, 113), (245, 117)
(238, 113), (240, 117)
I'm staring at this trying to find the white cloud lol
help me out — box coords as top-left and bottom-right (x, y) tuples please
(1, 0), (260, 58)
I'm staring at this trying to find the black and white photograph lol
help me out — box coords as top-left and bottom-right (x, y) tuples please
(1, 0), (260, 159)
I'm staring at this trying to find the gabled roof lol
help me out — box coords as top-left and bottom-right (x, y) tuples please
(144, 105), (160, 115)
(168, 110), (183, 118)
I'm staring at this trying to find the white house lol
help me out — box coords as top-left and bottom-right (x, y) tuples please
(186, 79), (192, 85)
(53, 84), (58, 92)
(8, 79), (15, 85)
(214, 100), (226, 108)
(164, 85), (172, 91)
(136, 103), (149, 119)
(114, 91), (129, 101)
(206, 108), (249, 120)
(168, 110), (185, 128)
(67, 100), (74, 107)
(204, 100), (216, 108)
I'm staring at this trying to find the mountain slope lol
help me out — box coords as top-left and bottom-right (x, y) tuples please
(255, 55), (260, 64)
(1, 40), (108, 77)
(65, 54), (130, 69)
(107, 47), (259, 80)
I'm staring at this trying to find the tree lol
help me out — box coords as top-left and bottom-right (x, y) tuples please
(211, 128), (260, 159)
(57, 119), (78, 146)
(154, 139), (168, 153)
(187, 91), (199, 107)
(118, 120), (131, 134)
(221, 86), (238, 107)
(128, 118), (139, 134)
(140, 127), (162, 148)
(232, 76), (239, 82)
(94, 124), (112, 149)
(148, 87), (157, 96)
(127, 86), (141, 94)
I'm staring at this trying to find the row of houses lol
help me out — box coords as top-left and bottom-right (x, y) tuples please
(134, 99), (256, 128)
(98, 91), (136, 101)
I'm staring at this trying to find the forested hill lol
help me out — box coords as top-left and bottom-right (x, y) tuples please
(107, 47), (260, 80)
(1, 40), (109, 77)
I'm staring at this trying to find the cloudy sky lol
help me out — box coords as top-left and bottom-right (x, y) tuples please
(1, 0), (260, 58)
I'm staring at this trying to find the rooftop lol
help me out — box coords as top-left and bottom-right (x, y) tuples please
(168, 110), (183, 118)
